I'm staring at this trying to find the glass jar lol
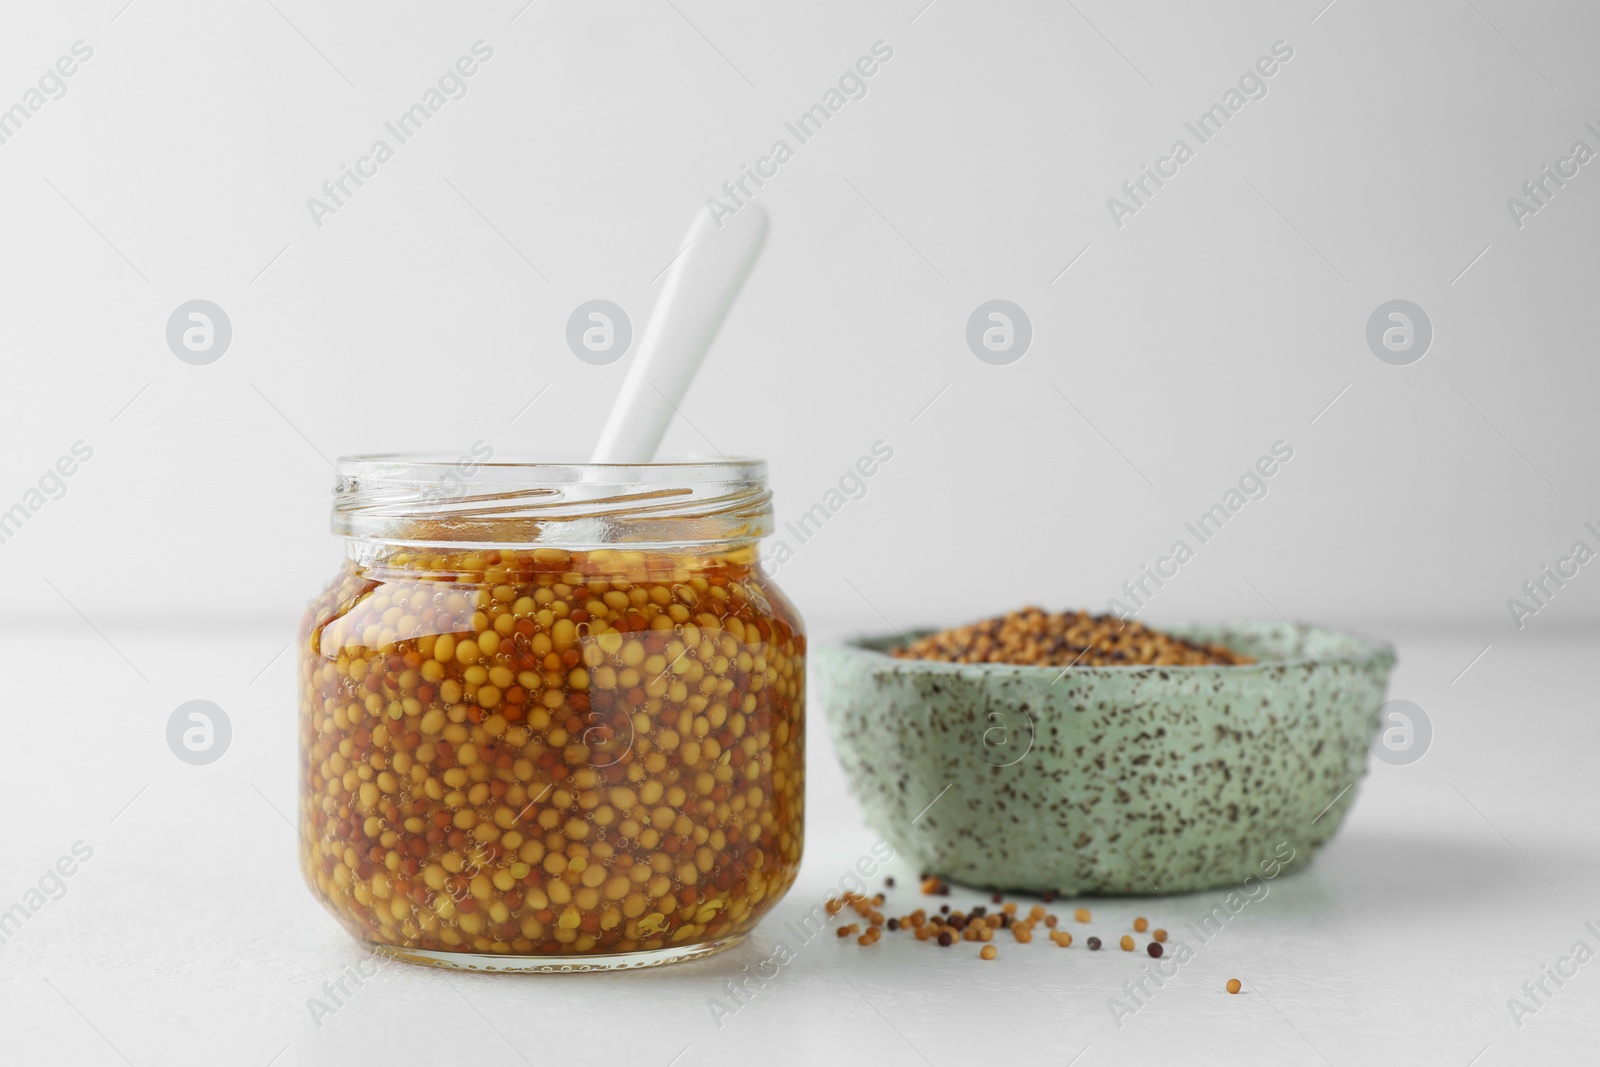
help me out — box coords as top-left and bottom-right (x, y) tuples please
(296, 456), (805, 972)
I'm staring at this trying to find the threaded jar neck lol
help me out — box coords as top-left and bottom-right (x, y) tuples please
(331, 454), (772, 550)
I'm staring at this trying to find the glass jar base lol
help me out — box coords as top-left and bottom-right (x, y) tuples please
(367, 933), (748, 973)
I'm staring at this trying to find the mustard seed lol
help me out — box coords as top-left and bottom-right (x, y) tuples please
(892, 607), (1253, 667)
(1227, 978), (1242, 994)
(1133, 917), (1148, 932)
(1119, 935), (1135, 952)
(1153, 928), (1168, 943)
(937, 931), (953, 947)
(1087, 937), (1101, 950)
(1147, 942), (1163, 958)
(1074, 908), (1091, 923)
(980, 945), (997, 960)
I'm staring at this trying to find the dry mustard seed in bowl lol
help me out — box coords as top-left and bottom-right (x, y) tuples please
(890, 607), (1253, 667)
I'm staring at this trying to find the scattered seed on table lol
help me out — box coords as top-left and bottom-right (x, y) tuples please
(1153, 928), (1168, 943)
(1119, 935), (1135, 952)
(1087, 937), (1102, 951)
(1227, 979), (1242, 994)
(885, 877), (894, 888)
(1075, 908), (1091, 923)
(1147, 942), (1163, 958)
(938, 932), (953, 947)
(1042, 890), (1058, 903)
(980, 945), (997, 960)
(1133, 917), (1148, 932)
(991, 892), (1003, 904)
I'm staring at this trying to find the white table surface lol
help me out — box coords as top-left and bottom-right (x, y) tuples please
(0, 619), (1595, 1066)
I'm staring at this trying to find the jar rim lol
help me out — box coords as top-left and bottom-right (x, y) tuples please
(336, 452), (766, 480)
(331, 452), (772, 549)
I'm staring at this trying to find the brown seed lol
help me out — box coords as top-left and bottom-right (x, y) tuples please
(937, 932), (953, 947)
(1147, 942), (1163, 958)
(1227, 978), (1242, 994)
(890, 607), (1254, 667)
(980, 945), (997, 960)
(1087, 937), (1101, 950)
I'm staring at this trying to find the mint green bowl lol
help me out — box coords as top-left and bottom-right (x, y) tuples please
(815, 622), (1396, 895)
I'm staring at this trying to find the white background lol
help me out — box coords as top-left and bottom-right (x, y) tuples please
(0, 1), (1596, 1064)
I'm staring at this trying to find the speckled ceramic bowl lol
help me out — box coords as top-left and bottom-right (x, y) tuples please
(816, 622), (1395, 895)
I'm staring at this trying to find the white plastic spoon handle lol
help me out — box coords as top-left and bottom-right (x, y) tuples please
(591, 203), (768, 464)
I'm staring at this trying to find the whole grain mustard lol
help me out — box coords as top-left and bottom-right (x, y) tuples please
(297, 546), (804, 962)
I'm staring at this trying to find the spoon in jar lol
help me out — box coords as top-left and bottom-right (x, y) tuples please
(590, 202), (768, 464)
